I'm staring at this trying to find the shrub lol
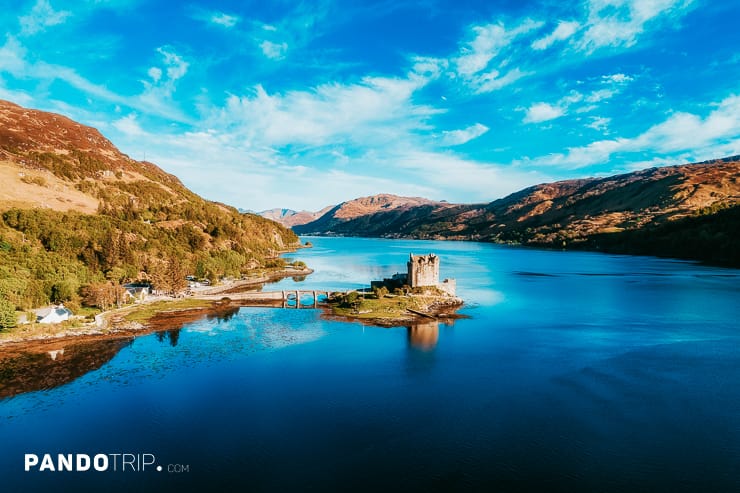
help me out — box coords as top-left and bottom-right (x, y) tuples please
(0, 299), (17, 330)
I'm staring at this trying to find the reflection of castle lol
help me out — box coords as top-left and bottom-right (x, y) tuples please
(407, 321), (439, 350)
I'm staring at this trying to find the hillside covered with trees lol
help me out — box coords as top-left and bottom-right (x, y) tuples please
(0, 100), (299, 327)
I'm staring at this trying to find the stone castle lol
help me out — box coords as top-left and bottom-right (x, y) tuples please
(407, 253), (456, 296)
(373, 253), (456, 296)
(407, 253), (440, 287)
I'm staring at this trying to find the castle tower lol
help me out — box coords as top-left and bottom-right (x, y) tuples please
(407, 253), (440, 288)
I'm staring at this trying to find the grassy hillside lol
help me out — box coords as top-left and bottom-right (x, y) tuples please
(0, 100), (299, 322)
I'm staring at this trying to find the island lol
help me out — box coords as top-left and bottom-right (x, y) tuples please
(325, 253), (464, 326)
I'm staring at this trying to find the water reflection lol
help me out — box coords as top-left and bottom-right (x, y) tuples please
(146, 304), (240, 333)
(0, 338), (132, 399)
(155, 329), (181, 347)
(406, 321), (440, 351)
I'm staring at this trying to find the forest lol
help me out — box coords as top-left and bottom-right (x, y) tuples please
(0, 202), (298, 328)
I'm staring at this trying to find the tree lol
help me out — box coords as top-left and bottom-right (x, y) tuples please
(0, 299), (17, 330)
(81, 282), (125, 311)
(166, 260), (188, 294)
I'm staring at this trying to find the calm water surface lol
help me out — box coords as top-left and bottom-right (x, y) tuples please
(1, 237), (739, 492)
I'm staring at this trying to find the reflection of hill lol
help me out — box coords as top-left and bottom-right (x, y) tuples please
(0, 338), (131, 399)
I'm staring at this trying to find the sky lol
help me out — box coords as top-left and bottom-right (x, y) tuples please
(1, 0), (739, 211)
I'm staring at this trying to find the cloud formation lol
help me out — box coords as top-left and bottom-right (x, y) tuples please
(524, 103), (564, 123)
(441, 123), (489, 146)
(0, 0), (731, 211)
(577, 0), (695, 53)
(19, 0), (70, 35)
(531, 20), (580, 50)
(210, 11), (239, 28)
(524, 94), (740, 169)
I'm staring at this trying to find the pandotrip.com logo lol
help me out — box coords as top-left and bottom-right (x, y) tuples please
(24, 453), (190, 473)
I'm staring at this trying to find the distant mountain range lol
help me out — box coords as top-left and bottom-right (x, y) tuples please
(258, 207), (333, 228)
(263, 158), (740, 266)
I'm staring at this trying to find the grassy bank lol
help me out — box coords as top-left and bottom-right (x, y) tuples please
(122, 298), (214, 324)
(328, 292), (462, 324)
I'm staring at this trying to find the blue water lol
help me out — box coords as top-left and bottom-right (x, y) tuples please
(1, 237), (739, 492)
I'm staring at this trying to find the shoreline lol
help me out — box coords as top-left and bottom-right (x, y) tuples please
(0, 264), (469, 351)
(0, 286), (468, 353)
(0, 266), (313, 348)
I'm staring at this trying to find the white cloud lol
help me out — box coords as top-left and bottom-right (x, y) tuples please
(380, 150), (550, 203)
(112, 113), (145, 136)
(632, 95), (740, 152)
(260, 40), (289, 60)
(0, 77), (34, 106)
(210, 12), (239, 28)
(585, 89), (617, 103)
(0, 37), (189, 122)
(441, 123), (489, 146)
(531, 21), (580, 50)
(523, 74), (632, 124)
(157, 47), (188, 83)
(147, 67), (162, 83)
(456, 23), (509, 77)
(209, 74), (438, 148)
(19, 0), (71, 36)
(411, 56), (448, 80)
(136, 47), (190, 114)
(586, 116), (611, 131)
(0, 36), (27, 73)
(522, 94), (740, 168)
(524, 102), (565, 123)
(577, 0), (695, 53)
(453, 19), (541, 93)
(602, 73), (633, 84)
(475, 67), (528, 94)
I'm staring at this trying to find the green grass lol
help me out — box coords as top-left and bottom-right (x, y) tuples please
(123, 299), (213, 324)
(329, 295), (427, 320)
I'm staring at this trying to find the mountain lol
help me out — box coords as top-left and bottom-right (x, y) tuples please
(293, 158), (740, 266)
(259, 207), (333, 227)
(293, 194), (449, 234)
(0, 99), (299, 315)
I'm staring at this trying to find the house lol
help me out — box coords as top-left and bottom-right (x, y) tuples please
(34, 305), (73, 324)
(123, 283), (150, 302)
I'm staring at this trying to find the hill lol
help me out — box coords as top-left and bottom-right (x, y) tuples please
(293, 194), (450, 234)
(293, 158), (740, 266)
(0, 99), (299, 318)
(259, 206), (333, 227)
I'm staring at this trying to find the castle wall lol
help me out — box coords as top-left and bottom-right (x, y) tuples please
(439, 278), (456, 296)
(407, 254), (439, 288)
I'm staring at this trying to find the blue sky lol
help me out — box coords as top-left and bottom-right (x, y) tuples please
(1, 0), (739, 211)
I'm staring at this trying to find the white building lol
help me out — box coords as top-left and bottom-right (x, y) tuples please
(34, 305), (73, 324)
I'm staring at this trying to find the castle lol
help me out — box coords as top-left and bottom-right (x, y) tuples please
(408, 253), (439, 288)
(373, 253), (456, 296)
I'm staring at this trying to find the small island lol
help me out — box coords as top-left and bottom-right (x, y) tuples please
(326, 253), (463, 326)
